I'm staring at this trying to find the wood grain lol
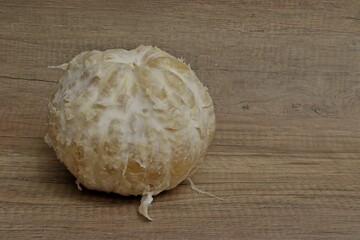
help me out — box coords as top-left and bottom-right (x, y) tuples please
(1, 0), (360, 239)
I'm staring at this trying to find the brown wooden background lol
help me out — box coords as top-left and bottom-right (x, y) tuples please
(1, 0), (360, 239)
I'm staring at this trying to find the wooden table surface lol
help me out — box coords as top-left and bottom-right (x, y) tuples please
(1, 1), (360, 239)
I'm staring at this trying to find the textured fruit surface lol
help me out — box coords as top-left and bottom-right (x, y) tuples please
(45, 45), (215, 219)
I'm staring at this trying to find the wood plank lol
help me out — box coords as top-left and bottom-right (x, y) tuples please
(0, 77), (56, 138)
(1, 0), (360, 117)
(1, 115), (360, 239)
(1, 0), (360, 239)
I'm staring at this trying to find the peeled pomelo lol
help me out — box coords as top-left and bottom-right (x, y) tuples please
(45, 45), (215, 220)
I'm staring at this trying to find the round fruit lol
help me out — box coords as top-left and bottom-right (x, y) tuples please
(45, 45), (215, 220)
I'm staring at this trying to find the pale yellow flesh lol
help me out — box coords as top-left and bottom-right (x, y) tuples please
(45, 45), (215, 220)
